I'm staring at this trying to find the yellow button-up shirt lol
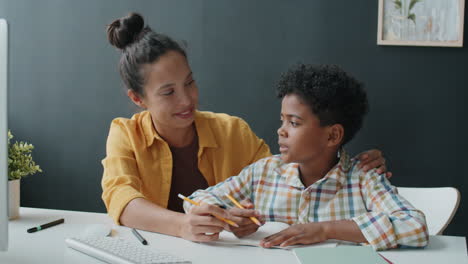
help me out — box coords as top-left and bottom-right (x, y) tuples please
(101, 110), (271, 224)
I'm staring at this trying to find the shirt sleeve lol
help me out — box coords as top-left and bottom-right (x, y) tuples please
(352, 170), (429, 250)
(101, 120), (146, 224)
(237, 118), (272, 164)
(183, 163), (255, 213)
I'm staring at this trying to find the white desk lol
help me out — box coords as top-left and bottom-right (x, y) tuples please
(0, 207), (467, 264)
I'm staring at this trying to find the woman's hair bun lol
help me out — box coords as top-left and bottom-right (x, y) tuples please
(107, 12), (145, 50)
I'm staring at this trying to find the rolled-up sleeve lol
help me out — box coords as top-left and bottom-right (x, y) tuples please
(352, 171), (429, 250)
(184, 164), (255, 213)
(101, 120), (145, 224)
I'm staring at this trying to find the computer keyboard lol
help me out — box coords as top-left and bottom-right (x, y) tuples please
(65, 236), (191, 264)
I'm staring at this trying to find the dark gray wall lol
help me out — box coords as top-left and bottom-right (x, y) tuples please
(1, 0), (466, 237)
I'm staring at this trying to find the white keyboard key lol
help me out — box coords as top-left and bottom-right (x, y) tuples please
(65, 236), (191, 264)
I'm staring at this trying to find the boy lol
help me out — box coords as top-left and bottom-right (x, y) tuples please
(184, 64), (428, 250)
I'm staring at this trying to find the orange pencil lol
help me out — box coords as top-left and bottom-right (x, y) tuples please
(225, 193), (262, 226)
(178, 194), (239, 228)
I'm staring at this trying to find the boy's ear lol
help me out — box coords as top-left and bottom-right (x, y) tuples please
(327, 124), (344, 147)
(127, 90), (147, 109)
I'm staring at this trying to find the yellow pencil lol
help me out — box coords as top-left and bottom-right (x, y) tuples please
(225, 193), (262, 226)
(177, 194), (239, 228)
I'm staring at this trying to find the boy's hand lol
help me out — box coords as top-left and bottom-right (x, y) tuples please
(356, 149), (392, 178)
(260, 222), (327, 248)
(226, 199), (263, 238)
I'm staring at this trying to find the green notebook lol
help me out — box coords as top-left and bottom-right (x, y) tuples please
(293, 245), (388, 264)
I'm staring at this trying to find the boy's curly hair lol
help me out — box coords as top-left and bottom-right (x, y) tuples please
(277, 64), (369, 146)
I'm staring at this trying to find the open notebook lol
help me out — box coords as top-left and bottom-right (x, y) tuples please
(207, 222), (337, 249)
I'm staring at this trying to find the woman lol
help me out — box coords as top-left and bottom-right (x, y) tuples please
(102, 13), (390, 242)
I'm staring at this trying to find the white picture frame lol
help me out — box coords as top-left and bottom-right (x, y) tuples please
(377, 0), (465, 47)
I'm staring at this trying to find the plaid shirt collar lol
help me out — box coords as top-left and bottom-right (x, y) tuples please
(275, 149), (354, 189)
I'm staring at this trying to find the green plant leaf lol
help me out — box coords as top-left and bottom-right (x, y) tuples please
(409, 0), (422, 11)
(393, 0), (402, 9)
(7, 130), (42, 180)
(408, 13), (416, 24)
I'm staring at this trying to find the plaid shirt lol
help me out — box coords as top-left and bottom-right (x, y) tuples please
(185, 151), (429, 250)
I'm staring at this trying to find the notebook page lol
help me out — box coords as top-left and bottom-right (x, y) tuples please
(211, 222), (337, 249)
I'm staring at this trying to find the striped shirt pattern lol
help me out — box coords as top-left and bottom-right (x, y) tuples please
(185, 151), (429, 250)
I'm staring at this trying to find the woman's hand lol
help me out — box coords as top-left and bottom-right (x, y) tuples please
(260, 222), (328, 248)
(225, 199), (263, 238)
(178, 204), (230, 242)
(356, 149), (392, 178)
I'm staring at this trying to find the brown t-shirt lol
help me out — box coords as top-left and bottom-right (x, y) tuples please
(167, 135), (208, 213)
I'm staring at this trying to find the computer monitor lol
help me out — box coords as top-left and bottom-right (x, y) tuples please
(0, 18), (9, 251)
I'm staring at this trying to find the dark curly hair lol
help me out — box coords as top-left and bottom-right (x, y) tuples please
(106, 12), (187, 97)
(277, 64), (369, 146)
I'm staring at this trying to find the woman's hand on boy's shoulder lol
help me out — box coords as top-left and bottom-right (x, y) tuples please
(225, 199), (264, 238)
(356, 149), (392, 179)
(260, 222), (327, 248)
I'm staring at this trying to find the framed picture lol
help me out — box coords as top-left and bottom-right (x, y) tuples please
(377, 0), (465, 47)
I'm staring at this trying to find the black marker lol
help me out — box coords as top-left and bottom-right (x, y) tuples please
(27, 218), (64, 233)
(132, 228), (148, 245)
